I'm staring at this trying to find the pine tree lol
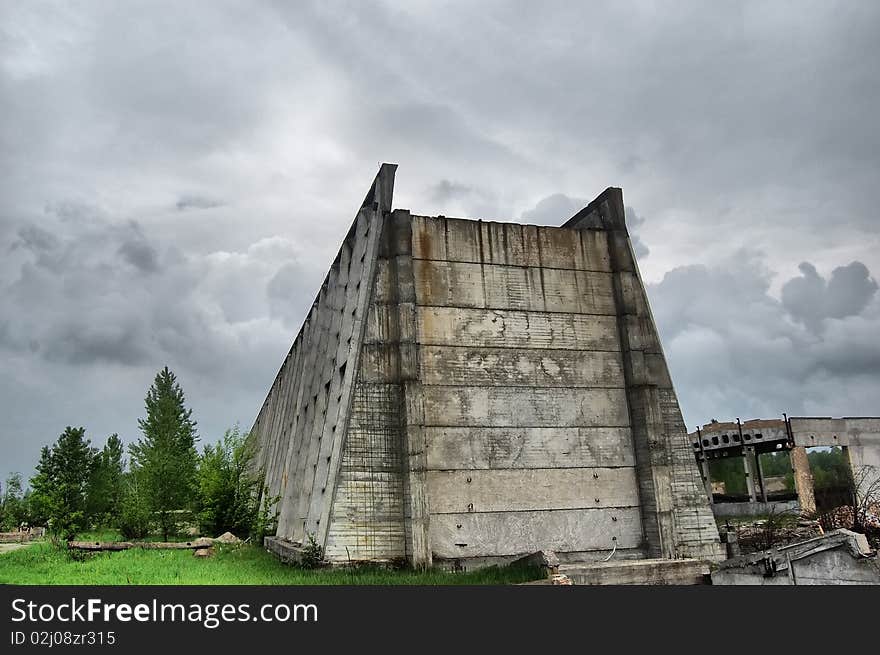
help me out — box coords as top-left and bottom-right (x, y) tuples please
(0, 473), (25, 530)
(27, 427), (95, 539)
(28, 446), (55, 526)
(130, 367), (198, 540)
(86, 434), (125, 526)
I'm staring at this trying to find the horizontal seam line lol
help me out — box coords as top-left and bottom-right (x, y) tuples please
(413, 304), (619, 317)
(430, 506), (641, 515)
(422, 426), (633, 430)
(409, 256), (612, 275)
(364, 342), (623, 353)
(426, 466), (636, 472)
(421, 384), (627, 390)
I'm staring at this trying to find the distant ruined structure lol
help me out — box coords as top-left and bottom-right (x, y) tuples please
(691, 416), (880, 517)
(250, 164), (724, 570)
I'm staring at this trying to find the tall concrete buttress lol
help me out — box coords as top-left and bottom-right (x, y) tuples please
(251, 164), (724, 568)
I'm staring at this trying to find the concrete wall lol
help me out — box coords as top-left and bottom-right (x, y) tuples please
(711, 500), (800, 518)
(409, 214), (644, 562)
(250, 165), (394, 550)
(711, 547), (880, 585)
(251, 166), (723, 567)
(790, 417), (880, 499)
(565, 191), (723, 560)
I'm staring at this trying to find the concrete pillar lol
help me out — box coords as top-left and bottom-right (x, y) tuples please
(755, 452), (768, 503)
(790, 446), (816, 514)
(389, 209), (432, 569)
(698, 455), (714, 504)
(743, 446), (757, 503)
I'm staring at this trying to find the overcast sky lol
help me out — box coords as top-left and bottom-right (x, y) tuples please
(2, 1), (879, 480)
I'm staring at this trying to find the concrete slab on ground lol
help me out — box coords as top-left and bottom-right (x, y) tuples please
(558, 558), (710, 585)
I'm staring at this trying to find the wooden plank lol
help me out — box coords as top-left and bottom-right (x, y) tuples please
(68, 539), (213, 551)
(417, 307), (621, 351)
(422, 386), (630, 427)
(412, 260), (616, 314)
(429, 507), (643, 558)
(425, 426), (635, 470)
(427, 468), (639, 513)
(420, 345), (624, 388)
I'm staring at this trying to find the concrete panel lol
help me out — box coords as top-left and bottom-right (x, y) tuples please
(412, 260), (616, 314)
(422, 386), (630, 427)
(420, 345), (624, 388)
(364, 303), (399, 344)
(426, 468), (639, 513)
(560, 558), (709, 585)
(425, 426), (636, 470)
(430, 507), (643, 558)
(411, 215), (612, 272)
(425, 427), (635, 470)
(417, 306), (621, 351)
(325, 380), (407, 561)
(372, 259), (395, 304)
(359, 343), (400, 383)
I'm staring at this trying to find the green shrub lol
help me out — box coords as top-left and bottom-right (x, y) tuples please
(300, 532), (324, 569)
(118, 476), (152, 540)
(196, 427), (268, 540)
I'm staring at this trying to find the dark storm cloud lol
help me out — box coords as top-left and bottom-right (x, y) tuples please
(10, 225), (57, 253)
(117, 223), (160, 273)
(429, 180), (475, 204)
(649, 255), (880, 427)
(521, 194), (650, 258)
(42, 322), (150, 366)
(175, 195), (224, 212)
(781, 261), (878, 332)
(521, 194), (585, 226)
(267, 262), (319, 328)
(1, 0), (879, 479)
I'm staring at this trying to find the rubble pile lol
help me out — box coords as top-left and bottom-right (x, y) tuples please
(818, 503), (880, 531)
(735, 520), (823, 553)
(817, 503), (880, 548)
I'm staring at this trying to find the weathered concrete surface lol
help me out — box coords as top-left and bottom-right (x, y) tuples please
(790, 445), (817, 514)
(560, 558), (710, 585)
(425, 426), (635, 470)
(791, 417), (880, 503)
(711, 529), (879, 585)
(251, 165), (723, 570)
(430, 507), (643, 559)
(691, 416), (879, 517)
(264, 536), (308, 566)
(711, 500), (800, 517)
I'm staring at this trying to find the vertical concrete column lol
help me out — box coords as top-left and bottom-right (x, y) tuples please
(389, 210), (432, 568)
(698, 455), (714, 504)
(755, 452), (768, 503)
(742, 446), (758, 503)
(790, 446), (816, 514)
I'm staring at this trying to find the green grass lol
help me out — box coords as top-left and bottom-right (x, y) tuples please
(0, 535), (542, 585)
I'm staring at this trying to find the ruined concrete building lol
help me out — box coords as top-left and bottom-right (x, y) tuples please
(251, 164), (724, 570)
(691, 416), (880, 516)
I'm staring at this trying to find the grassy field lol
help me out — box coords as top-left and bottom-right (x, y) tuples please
(0, 535), (541, 585)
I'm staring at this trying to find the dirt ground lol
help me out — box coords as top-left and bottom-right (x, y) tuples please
(0, 543), (30, 555)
